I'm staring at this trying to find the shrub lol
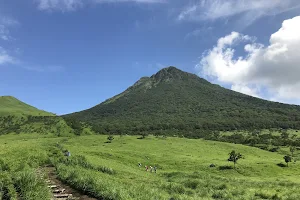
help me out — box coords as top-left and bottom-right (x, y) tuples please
(184, 180), (199, 190)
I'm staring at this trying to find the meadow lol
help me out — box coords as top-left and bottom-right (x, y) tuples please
(1, 134), (300, 200)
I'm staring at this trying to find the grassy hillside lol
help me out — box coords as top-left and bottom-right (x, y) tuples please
(66, 67), (300, 136)
(1, 134), (300, 199)
(0, 96), (94, 136)
(0, 96), (53, 116)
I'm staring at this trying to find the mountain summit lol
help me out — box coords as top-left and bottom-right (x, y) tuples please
(66, 66), (300, 135)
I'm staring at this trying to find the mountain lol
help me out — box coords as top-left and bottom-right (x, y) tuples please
(0, 96), (54, 116)
(66, 67), (300, 136)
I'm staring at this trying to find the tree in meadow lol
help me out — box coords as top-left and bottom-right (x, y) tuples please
(107, 135), (114, 143)
(228, 150), (243, 169)
(284, 155), (292, 167)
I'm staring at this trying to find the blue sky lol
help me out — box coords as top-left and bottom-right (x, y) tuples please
(1, 0), (300, 115)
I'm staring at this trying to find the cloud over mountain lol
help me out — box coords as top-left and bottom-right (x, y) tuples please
(198, 16), (300, 103)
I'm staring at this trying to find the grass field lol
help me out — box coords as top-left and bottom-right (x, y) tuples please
(1, 134), (300, 199)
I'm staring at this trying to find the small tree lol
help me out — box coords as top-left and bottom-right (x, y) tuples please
(228, 150), (243, 169)
(141, 133), (148, 139)
(290, 146), (296, 157)
(284, 155), (292, 167)
(107, 135), (114, 143)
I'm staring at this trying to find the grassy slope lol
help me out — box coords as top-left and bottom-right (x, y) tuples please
(0, 96), (93, 136)
(0, 96), (53, 116)
(1, 134), (300, 199)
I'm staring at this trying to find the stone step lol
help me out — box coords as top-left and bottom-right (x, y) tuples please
(48, 185), (58, 189)
(53, 194), (72, 198)
(53, 189), (66, 193)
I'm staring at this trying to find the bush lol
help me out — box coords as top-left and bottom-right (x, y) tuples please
(0, 159), (10, 171)
(212, 191), (225, 199)
(255, 191), (281, 200)
(184, 180), (199, 189)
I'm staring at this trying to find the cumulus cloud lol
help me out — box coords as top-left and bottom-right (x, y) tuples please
(36, 0), (165, 12)
(178, 0), (300, 27)
(198, 16), (300, 103)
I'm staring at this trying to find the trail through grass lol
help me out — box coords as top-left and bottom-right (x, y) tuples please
(1, 134), (300, 199)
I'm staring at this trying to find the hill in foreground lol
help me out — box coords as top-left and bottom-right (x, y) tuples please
(0, 96), (54, 116)
(66, 66), (300, 136)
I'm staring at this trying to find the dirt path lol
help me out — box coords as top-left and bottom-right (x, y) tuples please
(39, 167), (97, 200)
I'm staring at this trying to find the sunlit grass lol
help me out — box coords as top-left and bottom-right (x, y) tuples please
(1, 134), (300, 199)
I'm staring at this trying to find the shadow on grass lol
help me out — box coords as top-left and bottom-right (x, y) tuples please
(276, 163), (287, 168)
(218, 165), (233, 170)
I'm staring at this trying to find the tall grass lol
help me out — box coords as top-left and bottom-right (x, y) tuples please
(49, 147), (116, 175)
(56, 163), (129, 200)
(0, 172), (18, 200)
(13, 169), (51, 200)
(56, 164), (166, 200)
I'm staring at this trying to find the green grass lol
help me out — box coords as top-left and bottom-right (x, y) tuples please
(0, 96), (53, 116)
(1, 134), (300, 199)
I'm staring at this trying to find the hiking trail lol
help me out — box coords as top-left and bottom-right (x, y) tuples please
(36, 167), (97, 200)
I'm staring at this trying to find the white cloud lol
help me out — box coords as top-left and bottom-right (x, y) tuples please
(231, 84), (260, 98)
(36, 0), (83, 11)
(36, 0), (165, 12)
(178, 0), (300, 27)
(0, 47), (16, 65)
(184, 27), (213, 41)
(0, 17), (18, 41)
(198, 16), (300, 103)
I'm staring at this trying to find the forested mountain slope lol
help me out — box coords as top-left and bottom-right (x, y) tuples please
(66, 67), (300, 135)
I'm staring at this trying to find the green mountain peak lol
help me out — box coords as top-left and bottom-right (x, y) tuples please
(66, 67), (300, 135)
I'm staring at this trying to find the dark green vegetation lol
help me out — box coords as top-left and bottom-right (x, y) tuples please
(66, 67), (300, 137)
(0, 115), (95, 136)
(1, 134), (300, 200)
